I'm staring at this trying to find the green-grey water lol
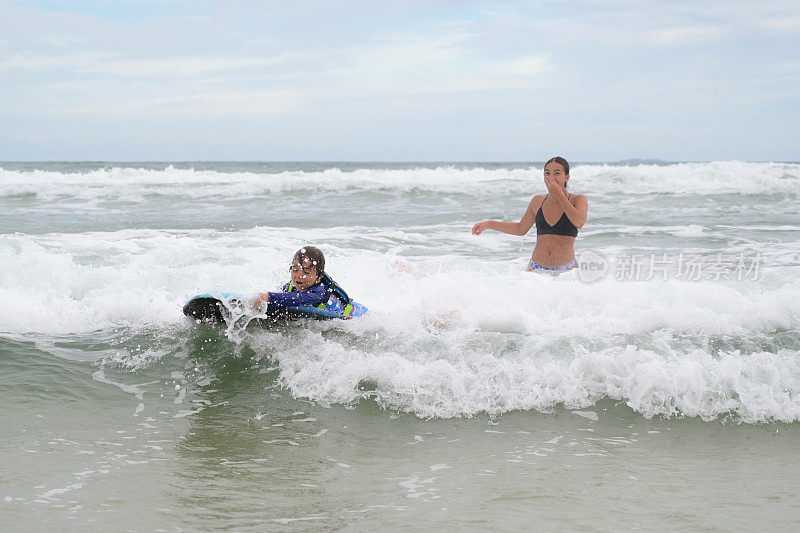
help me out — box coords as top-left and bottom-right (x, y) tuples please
(2, 161), (800, 530)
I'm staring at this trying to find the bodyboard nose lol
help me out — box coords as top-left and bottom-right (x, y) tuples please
(182, 297), (226, 322)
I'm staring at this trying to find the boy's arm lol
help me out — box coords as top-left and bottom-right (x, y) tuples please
(255, 283), (327, 309)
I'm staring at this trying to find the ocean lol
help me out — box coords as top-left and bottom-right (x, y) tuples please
(2, 161), (799, 530)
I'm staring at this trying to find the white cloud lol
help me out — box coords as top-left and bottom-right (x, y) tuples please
(44, 35), (86, 48)
(647, 25), (726, 46)
(0, 52), (109, 71)
(316, 28), (553, 98)
(0, 53), (290, 77)
(760, 16), (800, 33)
(497, 55), (552, 77)
(81, 55), (290, 77)
(66, 89), (303, 116)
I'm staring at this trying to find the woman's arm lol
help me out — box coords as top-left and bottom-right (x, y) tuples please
(545, 177), (588, 228)
(472, 196), (540, 236)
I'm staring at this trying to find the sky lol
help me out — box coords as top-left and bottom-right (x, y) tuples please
(0, 0), (798, 161)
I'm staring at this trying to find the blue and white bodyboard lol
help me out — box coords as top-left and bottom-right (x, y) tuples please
(183, 291), (368, 324)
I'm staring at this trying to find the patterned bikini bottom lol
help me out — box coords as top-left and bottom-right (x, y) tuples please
(528, 258), (577, 273)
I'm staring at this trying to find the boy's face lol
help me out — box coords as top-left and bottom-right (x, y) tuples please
(290, 256), (319, 291)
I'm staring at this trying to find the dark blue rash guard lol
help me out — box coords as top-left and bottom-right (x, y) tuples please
(267, 281), (328, 308)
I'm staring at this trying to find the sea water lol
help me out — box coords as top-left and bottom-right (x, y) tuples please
(1, 161), (799, 530)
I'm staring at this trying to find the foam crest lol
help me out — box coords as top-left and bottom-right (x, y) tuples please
(3, 227), (797, 337)
(4, 225), (799, 423)
(271, 337), (800, 423)
(3, 162), (797, 205)
(578, 161), (800, 195)
(0, 226), (415, 334)
(0, 165), (530, 202)
(252, 263), (800, 423)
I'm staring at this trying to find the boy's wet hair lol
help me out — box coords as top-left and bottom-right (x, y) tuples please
(293, 246), (325, 276)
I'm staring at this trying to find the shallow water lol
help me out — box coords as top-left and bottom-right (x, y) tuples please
(4, 336), (800, 531)
(2, 161), (799, 530)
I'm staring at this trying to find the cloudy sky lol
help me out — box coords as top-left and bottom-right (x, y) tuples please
(1, 0), (798, 161)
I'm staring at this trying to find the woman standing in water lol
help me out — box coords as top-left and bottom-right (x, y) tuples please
(471, 156), (588, 272)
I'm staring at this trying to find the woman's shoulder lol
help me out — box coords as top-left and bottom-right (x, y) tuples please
(569, 193), (587, 205)
(528, 194), (546, 208)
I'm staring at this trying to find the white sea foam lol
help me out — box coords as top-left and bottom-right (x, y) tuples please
(0, 165), (528, 202)
(3, 227), (799, 424)
(1, 161), (797, 204)
(251, 261), (800, 423)
(3, 161), (799, 423)
(579, 161), (800, 195)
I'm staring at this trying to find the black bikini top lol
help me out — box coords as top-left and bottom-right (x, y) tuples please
(535, 195), (579, 238)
